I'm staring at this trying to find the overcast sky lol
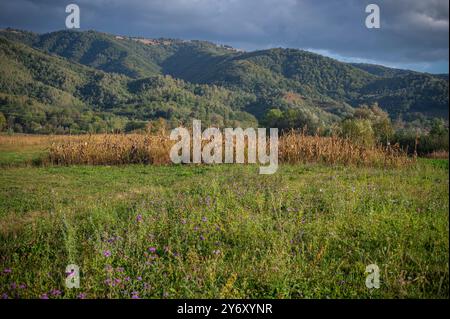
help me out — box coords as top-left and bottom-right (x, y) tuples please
(0, 0), (448, 73)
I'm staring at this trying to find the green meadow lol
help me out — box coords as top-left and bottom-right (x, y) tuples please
(0, 144), (448, 299)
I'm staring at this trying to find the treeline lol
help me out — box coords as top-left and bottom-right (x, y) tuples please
(262, 103), (449, 156)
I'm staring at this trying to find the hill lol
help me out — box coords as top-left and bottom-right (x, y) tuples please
(0, 36), (257, 133)
(0, 28), (448, 134)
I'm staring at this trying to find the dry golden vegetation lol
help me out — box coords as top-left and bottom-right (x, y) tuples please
(425, 150), (449, 160)
(0, 132), (412, 167)
(0, 134), (71, 147)
(12, 131), (412, 168)
(47, 134), (171, 165)
(279, 131), (412, 167)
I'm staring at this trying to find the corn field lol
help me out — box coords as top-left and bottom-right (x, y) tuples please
(31, 131), (414, 167)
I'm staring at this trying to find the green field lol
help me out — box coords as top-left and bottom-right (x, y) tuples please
(0, 153), (448, 299)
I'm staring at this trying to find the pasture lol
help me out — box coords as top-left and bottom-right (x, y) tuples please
(0, 135), (448, 299)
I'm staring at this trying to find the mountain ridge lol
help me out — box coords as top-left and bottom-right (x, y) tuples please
(0, 28), (448, 134)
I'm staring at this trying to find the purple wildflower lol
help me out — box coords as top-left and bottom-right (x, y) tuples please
(78, 293), (87, 299)
(136, 214), (143, 222)
(1, 293), (8, 299)
(148, 247), (157, 253)
(3, 268), (12, 274)
(201, 216), (207, 222)
(199, 235), (205, 241)
(51, 289), (61, 296)
(131, 291), (140, 299)
(40, 294), (49, 299)
(137, 276), (142, 281)
(103, 250), (111, 257)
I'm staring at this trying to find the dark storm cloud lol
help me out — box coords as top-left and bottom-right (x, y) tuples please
(0, 0), (448, 73)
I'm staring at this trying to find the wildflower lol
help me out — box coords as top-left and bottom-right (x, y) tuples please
(1, 293), (8, 299)
(78, 293), (87, 299)
(136, 214), (143, 222)
(19, 284), (27, 289)
(103, 250), (111, 257)
(199, 235), (205, 241)
(116, 267), (124, 273)
(51, 289), (62, 296)
(136, 276), (142, 281)
(131, 291), (140, 299)
(40, 294), (49, 299)
(181, 218), (187, 224)
(125, 277), (131, 282)
(201, 216), (207, 222)
(212, 250), (221, 255)
(3, 268), (12, 274)
(148, 247), (157, 253)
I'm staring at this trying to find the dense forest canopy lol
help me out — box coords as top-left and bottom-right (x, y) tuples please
(0, 28), (448, 152)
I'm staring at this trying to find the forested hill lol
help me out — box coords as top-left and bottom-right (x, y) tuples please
(0, 28), (448, 134)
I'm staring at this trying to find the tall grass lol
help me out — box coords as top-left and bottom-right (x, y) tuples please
(47, 134), (171, 165)
(279, 131), (412, 167)
(43, 131), (412, 168)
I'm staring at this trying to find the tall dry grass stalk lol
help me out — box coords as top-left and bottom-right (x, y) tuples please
(42, 131), (412, 168)
(0, 134), (71, 147)
(424, 150), (449, 160)
(47, 134), (172, 165)
(279, 130), (412, 168)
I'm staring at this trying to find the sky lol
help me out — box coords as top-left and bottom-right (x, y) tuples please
(0, 0), (448, 73)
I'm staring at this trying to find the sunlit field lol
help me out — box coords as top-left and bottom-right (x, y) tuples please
(0, 135), (448, 299)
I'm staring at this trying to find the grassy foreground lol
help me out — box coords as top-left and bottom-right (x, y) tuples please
(0, 159), (448, 299)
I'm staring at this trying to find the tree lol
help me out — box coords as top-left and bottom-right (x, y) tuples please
(0, 112), (6, 131)
(352, 103), (394, 144)
(340, 119), (375, 147)
(264, 109), (283, 127)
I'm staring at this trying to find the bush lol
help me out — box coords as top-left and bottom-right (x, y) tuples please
(340, 119), (375, 147)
